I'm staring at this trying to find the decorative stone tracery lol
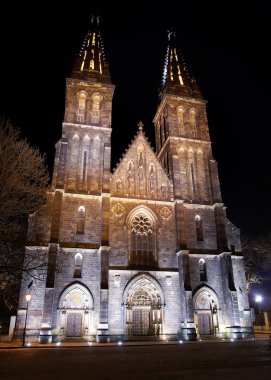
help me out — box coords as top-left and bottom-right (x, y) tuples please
(124, 276), (164, 336)
(112, 203), (125, 218)
(130, 213), (154, 266)
(159, 206), (172, 220)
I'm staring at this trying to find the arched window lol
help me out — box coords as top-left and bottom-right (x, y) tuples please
(199, 258), (207, 282)
(74, 253), (83, 278)
(77, 92), (87, 123)
(80, 135), (90, 185)
(195, 215), (204, 241)
(160, 116), (165, 145)
(76, 206), (86, 234)
(130, 213), (155, 267)
(163, 116), (168, 140)
(177, 106), (185, 136)
(189, 109), (197, 138)
(91, 93), (102, 124)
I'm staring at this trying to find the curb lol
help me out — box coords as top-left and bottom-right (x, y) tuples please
(0, 338), (261, 350)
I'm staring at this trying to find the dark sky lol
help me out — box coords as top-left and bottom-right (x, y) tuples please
(0, 3), (270, 236)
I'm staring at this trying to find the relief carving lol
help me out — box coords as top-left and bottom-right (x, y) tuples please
(112, 203), (125, 218)
(132, 290), (152, 306)
(149, 163), (155, 196)
(138, 152), (144, 169)
(138, 152), (145, 196)
(114, 275), (121, 287)
(160, 184), (167, 199)
(127, 161), (134, 195)
(159, 206), (172, 219)
(116, 179), (123, 194)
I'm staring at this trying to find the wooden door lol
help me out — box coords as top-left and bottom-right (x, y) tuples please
(67, 313), (82, 337)
(198, 312), (211, 335)
(133, 308), (150, 335)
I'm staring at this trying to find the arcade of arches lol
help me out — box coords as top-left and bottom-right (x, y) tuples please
(57, 281), (221, 338)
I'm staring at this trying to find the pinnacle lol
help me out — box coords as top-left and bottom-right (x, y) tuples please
(137, 120), (144, 131)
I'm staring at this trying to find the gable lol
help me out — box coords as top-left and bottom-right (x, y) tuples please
(111, 132), (173, 200)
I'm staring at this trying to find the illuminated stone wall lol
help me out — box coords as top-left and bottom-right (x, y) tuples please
(15, 25), (253, 342)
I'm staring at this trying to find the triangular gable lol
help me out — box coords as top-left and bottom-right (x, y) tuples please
(111, 130), (173, 200)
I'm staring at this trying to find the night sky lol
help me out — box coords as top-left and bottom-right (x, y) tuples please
(0, 3), (270, 236)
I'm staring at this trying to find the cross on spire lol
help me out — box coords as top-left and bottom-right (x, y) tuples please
(161, 28), (202, 98)
(137, 121), (144, 131)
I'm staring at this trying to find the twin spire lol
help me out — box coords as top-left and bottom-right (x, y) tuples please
(71, 18), (201, 98)
(162, 28), (190, 88)
(71, 15), (111, 83)
(161, 27), (202, 98)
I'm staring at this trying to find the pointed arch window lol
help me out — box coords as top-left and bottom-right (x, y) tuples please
(199, 258), (207, 282)
(77, 92), (87, 123)
(195, 215), (204, 241)
(189, 109), (197, 138)
(190, 163), (196, 196)
(74, 253), (83, 278)
(177, 106), (185, 136)
(76, 206), (86, 234)
(91, 93), (102, 124)
(90, 49), (95, 70)
(160, 116), (165, 145)
(163, 116), (168, 140)
(82, 151), (88, 182)
(130, 213), (155, 267)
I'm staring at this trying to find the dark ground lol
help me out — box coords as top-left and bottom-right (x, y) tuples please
(0, 340), (270, 380)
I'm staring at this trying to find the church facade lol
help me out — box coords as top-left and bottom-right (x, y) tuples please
(16, 19), (253, 343)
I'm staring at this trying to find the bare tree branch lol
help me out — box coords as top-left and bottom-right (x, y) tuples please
(242, 231), (271, 291)
(0, 118), (49, 310)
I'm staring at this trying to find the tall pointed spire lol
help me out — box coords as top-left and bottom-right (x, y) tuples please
(71, 15), (111, 83)
(161, 28), (202, 98)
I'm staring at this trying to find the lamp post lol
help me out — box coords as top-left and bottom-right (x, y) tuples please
(255, 295), (263, 331)
(22, 291), (32, 347)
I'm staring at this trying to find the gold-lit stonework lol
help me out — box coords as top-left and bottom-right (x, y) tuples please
(112, 203), (125, 218)
(16, 17), (252, 344)
(159, 206), (172, 219)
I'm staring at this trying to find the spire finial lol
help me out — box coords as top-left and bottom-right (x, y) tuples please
(167, 27), (176, 42)
(160, 28), (202, 98)
(137, 120), (144, 131)
(90, 13), (100, 27)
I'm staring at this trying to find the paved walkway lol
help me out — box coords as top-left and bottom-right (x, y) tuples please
(1, 340), (271, 380)
(0, 333), (268, 349)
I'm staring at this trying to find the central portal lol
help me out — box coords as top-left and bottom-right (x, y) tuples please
(133, 307), (150, 335)
(124, 277), (163, 337)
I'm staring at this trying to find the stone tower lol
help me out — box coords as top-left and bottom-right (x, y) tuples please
(15, 22), (252, 344)
(154, 29), (227, 252)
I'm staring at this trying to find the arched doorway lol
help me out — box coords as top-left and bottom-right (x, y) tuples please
(193, 288), (219, 336)
(58, 283), (94, 338)
(124, 276), (164, 337)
